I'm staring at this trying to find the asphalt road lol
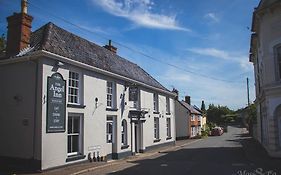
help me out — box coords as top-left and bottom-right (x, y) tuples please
(82, 126), (280, 175)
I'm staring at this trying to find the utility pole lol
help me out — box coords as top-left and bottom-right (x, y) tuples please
(247, 77), (250, 106)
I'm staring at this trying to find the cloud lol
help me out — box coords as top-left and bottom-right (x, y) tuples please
(159, 69), (191, 82)
(204, 13), (220, 23)
(187, 47), (253, 71)
(187, 48), (230, 60)
(93, 0), (190, 31)
(158, 66), (254, 109)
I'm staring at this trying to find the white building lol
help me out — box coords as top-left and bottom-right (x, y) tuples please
(0, 1), (176, 170)
(250, 0), (281, 157)
(175, 95), (201, 139)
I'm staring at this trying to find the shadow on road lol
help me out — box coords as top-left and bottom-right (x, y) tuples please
(108, 147), (255, 175)
(108, 131), (281, 175)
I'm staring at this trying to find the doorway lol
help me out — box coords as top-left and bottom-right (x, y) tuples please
(106, 115), (117, 158)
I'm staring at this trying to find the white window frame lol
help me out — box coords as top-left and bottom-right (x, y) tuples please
(132, 88), (140, 109)
(154, 117), (160, 139)
(198, 126), (201, 134)
(106, 116), (113, 143)
(68, 71), (82, 105)
(121, 120), (127, 146)
(106, 81), (116, 108)
(191, 126), (196, 137)
(191, 114), (195, 121)
(153, 93), (159, 112)
(67, 114), (83, 157)
(166, 118), (171, 138)
(166, 97), (170, 114)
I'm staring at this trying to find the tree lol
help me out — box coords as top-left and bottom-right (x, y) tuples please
(207, 104), (234, 125)
(201, 100), (206, 113)
(0, 34), (6, 52)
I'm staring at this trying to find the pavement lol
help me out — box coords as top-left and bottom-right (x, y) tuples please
(1, 125), (281, 175)
(0, 139), (198, 175)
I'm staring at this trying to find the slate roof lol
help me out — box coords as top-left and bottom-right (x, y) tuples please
(178, 100), (201, 115)
(20, 22), (169, 92)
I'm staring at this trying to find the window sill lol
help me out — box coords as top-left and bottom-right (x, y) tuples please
(106, 108), (118, 111)
(166, 112), (171, 115)
(166, 137), (172, 140)
(153, 139), (161, 143)
(66, 154), (86, 162)
(153, 111), (160, 114)
(67, 104), (86, 109)
(121, 145), (130, 150)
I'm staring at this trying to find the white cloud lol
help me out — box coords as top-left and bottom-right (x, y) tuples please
(93, 0), (190, 31)
(160, 69), (191, 82)
(187, 48), (229, 60)
(204, 13), (220, 23)
(187, 47), (253, 71)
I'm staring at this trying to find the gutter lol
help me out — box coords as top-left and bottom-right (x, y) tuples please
(0, 50), (176, 96)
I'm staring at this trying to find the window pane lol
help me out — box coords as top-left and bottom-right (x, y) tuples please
(68, 135), (72, 153)
(68, 117), (72, 133)
(73, 117), (79, 133)
(72, 135), (79, 152)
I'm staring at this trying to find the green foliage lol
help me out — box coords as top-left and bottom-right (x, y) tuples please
(201, 128), (209, 137)
(206, 104), (235, 125)
(0, 34), (6, 52)
(247, 104), (257, 124)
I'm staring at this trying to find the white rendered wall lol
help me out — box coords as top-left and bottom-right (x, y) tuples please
(40, 58), (175, 169)
(175, 101), (189, 138)
(0, 61), (36, 159)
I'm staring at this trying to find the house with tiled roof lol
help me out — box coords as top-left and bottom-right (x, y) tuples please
(174, 94), (202, 140)
(0, 0), (176, 170)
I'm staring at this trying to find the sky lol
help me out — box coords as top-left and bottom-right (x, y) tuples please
(0, 0), (260, 110)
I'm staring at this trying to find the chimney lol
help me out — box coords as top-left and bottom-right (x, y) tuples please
(6, 0), (33, 57)
(185, 96), (191, 105)
(104, 40), (117, 54)
(172, 88), (179, 100)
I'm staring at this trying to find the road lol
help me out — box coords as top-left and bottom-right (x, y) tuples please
(82, 126), (280, 175)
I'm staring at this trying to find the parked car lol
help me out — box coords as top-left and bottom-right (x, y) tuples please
(211, 127), (223, 136)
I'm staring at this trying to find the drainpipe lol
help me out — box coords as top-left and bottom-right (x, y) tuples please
(130, 116), (133, 155)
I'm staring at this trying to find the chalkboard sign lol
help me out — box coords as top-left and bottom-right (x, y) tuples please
(46, 73), (66, 133)
(129, 86), (138, 101)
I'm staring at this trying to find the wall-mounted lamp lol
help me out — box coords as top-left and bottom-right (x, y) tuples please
(13, 95), (23, 102)
(95, 97), (98, 108)
(56, 61), (64, 67)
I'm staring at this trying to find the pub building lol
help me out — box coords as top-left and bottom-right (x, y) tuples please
(0, 0), (176, 170)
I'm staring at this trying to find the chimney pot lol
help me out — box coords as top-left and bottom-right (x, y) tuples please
(21, 0), (28, 14)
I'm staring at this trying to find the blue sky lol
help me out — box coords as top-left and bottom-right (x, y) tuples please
(0, 0), (260, 110)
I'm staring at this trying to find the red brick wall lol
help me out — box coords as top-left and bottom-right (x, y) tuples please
(6, 12), (33, 56)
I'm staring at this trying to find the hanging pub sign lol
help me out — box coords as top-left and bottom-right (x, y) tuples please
(129, 86), (138, 101)
(46, 72), (66, 133)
